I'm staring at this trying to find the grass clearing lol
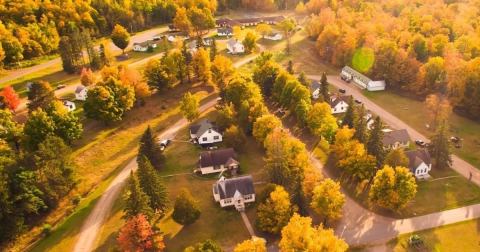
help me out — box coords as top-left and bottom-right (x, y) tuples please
(388, 219), (480, 252)
(363, 90), (480, 170)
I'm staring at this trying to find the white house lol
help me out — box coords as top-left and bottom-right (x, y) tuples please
(197, 148), (239, 175)
(62, 100), (76, 112)
(406, 149), (432, 179)
(264, 33), (283, 41)
(167, 35), (176, 42)
(212, 175), (255, 211)
(382, 129), (410, 150)
(330, 95), (350, 114)
(189, 119), (223, 145)
(75, 85), (88, 101)
(226, 39), (245, 54)
(340, 66), (386, 91)
(133, 41), (157, 52)
(217, 27), (233, 37)
(310, 80), (321, 99)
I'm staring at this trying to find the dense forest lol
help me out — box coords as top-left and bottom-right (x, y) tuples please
(305, 0), (480, 119)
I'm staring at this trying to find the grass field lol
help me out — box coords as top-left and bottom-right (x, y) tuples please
(388, 219), (480, 251)
(363, 90), (480, 170)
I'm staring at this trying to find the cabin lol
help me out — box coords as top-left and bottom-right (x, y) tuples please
(264, 32), (283, 41)
(217, 27), (233, 37)
(197, 148), (239, 175)
(382, 129), (411, 150)
(75, 85), (88, 101)
(227, 38), (245, 54)
(406, 149), (432, 179)
(212, 176), (255, 211)
(132, 41), (157, 52)
(189, 119), (223, 145)
(340, 66), (386, 91)
(330, 95), (350, 114)
(62, 100), (76, 112)
(216, 18), (240, 27)
(237, 17), (262, 27)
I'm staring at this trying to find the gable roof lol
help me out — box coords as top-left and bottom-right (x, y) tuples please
(310, 80), (321, 92)
(216, 18), (240, 27)
(330, 95), (351, 107)
(190, 119), (218, 136)
(382, 129), (410, 146)
(405, 149), (432, 172)
(227, 38), (242, 49)
(75, 85), (86, 94)
(218, 27), (233, 34)
(216, 175), (254, 199)
(199, 148), (237, 168)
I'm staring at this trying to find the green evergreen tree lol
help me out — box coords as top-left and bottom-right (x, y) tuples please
(320, 72), (329, 102)
(429, 120), (452, 169)
(210, 37), (217, 60)
(137, 156), (169, 216)
(297, 71), (308, 87)
(354, 105), (368, 144)
(138, 126), (163, 168)
(182, 40), (193, 83)
(172, 188), (201, 225)
(124, 171), (153, 220)
(367, 116), (384, 166)
(287, 60), (294, 74)
(342, 96), (356, 129)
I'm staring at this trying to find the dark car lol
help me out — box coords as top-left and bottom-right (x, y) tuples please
(56, 84), (66, 90)
(415, 140), (426, 147)
(339, 88), (346, 94)
(354, 99), (362, 104)
(159, 139), (171, 151)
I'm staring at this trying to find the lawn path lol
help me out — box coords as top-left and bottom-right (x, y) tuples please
(240, 211), (256, 237)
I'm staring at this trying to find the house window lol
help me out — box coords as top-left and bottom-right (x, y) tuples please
(214, 165), (220, 170)
(214, 136), (219, 140)
(208, 129), (212, 133)
(224, 199), (231, 204)
(244, 195), (251, 200)
(202, 137), (207, 141)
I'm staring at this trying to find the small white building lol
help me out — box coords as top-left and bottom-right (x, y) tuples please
(226, 39), (245, 54)
(197, 148), (239, 175)
(406, 149), (432, 180)
(340, 66), (386, 91)
(62, 100), (76, 112)
(167, 35), (176, 42)
(132, 41), (157, 52)
(264, 33), (283, 41)
(330, 95), (350, 114)
(310, 80), (321, 100)
(75, 85), (88, 101)
(382, 129), (410, 150)
(217, 27), (233, 37)
(212, 176), (255, 211)
(189, 119), (223, 145)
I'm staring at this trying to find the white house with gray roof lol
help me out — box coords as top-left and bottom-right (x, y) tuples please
(212, 175), (255, 211)
(382, 129), (410, 150)
(75, 85), (88, 101)
(330, 95), (350, 114)
(189, 119), (222, 145)
(406, 149), (432, 179)
(226, 38), (244, 54)
(197, 148), (239, 175)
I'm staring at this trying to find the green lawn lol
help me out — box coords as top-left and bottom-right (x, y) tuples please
(363, 90), (480, 170)
(388, 219), (480, 252)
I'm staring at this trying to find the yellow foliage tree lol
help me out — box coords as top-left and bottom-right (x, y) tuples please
(234, 237), (267, 252)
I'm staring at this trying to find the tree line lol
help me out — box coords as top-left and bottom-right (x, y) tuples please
(304, 0), (480, 120)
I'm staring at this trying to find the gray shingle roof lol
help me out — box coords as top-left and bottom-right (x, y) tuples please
(382, 129), (410, 146)
(405, 149), (432, 172)
(216, 175), (254, 199)
(218, 27), (233, 34)
(199, 148), (237, 168)
(330, 95), (351, 107)
(190, 119), (218, 137)
(310, 80), (321, 92)
(75, 85), (86, 94)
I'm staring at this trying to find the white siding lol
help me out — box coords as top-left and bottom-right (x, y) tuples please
(197, 130), (223, 145)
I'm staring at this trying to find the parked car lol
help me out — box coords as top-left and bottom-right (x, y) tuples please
(159, 139), (171, 151)
(152, 36), (162, 41)
(415, 139), (426, 147)
(354, 99), (362, 104)
(339, 88), (346, 94)
(207, 146), (218, 150)
(56, 84), (66, 90)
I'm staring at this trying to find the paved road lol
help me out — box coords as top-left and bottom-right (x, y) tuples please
(0, 26), (168, 86)
(308, 74), (480, 188)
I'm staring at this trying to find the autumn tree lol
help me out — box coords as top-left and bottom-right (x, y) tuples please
(84, 77), (135, 123)
(27, 81), (55, 112)
(0, 109), (22, 149)
(117, 214), (164, 252)
(44, 101), (83, 144)
(192, 48), (212, 85)
(180, 92), (199, 122)
(253, 59), (280, 96)
(143, 58), (170, 90)
(185, 239), (223, 252)
(279, 19), (296, 54)
(425, 94), (451, 130)
(23, 109), (56, 151)
(172, 188), (201, 225)
(211, 55), (235, 94)
(242, 31), (258, 53)
(234, 237), (266, 252)
(279, 214), (348, 252)
(307, 102), (338, 142)
(223, 125), (247, 150)
(256, 24), (272, 38)
(111, 24), (130, 54)
(429, 120), (452, 169)
(369, 165), (417, 211)
(252, 114), (282, 143)
(216, 103), (236, 130)
(256, 185), (296, 234)
(124, 171), (154, 220)
(384, 148), (409, 168)
(137, 156), (168, 216)
(311, 179), (345, 223)
(187, 7), (215, 38)
(173, 7), (193, 36)
(119, 67), (152, 102)
(80, 68), (96, 86)
(0, 86), (20, 111)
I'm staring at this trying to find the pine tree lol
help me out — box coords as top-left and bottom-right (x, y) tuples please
(342, 96), (356, 128)
(210, 37), (217, 60)
(172, 188), (201, 225)
(137, 156), (169, 216)
(297, 71), (308, 87)
(354, 105), (368, 144)
(367, 116), (384, 165)
(182, 41), (193, 83)
(124, 171), (154, 220)
(320, 72), (329, 102)
(429, 120), (452, 169)
(287, 60), (294, 74)
(138, 126), (163, 168)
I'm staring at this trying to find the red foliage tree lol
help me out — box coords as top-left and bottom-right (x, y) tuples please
(117, 214), (164, 252)
(1, 86), (20, 111)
